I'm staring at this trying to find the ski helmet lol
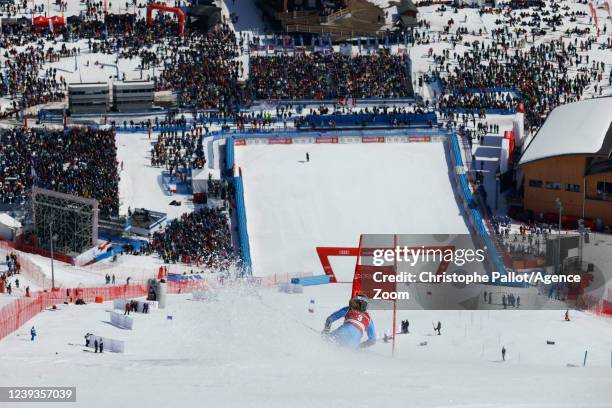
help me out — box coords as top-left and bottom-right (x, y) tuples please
(350, 293), (368, 312)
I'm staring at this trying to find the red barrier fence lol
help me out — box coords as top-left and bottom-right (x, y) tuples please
(0, 270), (322, 341)
(0, 276), (237, 341)
(0, 240), (53, 289)
(0, 290), (65, 340)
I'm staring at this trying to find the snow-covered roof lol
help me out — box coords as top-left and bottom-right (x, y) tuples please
(0, 213), (22, 229)
(519, 98), (612, 165)
(192, 168), (221, 180)
(68, 82), (108, 89)
(113, 80), (154, 89)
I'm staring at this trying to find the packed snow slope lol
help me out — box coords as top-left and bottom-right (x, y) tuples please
(0, 283), (611, 408)
(235, 142), (468, 279)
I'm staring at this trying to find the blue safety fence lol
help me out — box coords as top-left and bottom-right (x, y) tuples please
(253, 96), (416, 106)
(226, 136), (235, 173)
(303, 112), (436, 128)
(291, 275), (331, 286)
(233, 175), (252, 271)
(448, 133), (526, 288)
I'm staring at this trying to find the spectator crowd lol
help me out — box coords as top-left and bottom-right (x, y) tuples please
(0, 127), (120, 216)
(150, 208), (234, 270)
(248, 51), (412, 100)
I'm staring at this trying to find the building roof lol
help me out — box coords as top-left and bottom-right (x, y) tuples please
(398, 0), (418, 13)
(113, 80), (154, 89)
(519, 97), (612, 165)
(68, 82), (108, 89)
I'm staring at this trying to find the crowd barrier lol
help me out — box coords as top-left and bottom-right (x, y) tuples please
(257, 272), (313, 287)
(303, 112), (437, 128)
(231, 130), (448, 145)
(576, 290), (612, 317)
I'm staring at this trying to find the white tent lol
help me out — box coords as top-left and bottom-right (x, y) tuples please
(0, 213), (21, 241)
(192, 168), (221, 194)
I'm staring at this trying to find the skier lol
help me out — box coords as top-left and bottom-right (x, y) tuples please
(435, 321), (441, 335)
(30, 326), (37, 341)
(564, 309), (570, 321)
(322, 294), (376, 349)
(502, 346), (506, 361)
(306, 152), (310, 162)
(94, 339), (99, 353)
(99, 339), (104, 353)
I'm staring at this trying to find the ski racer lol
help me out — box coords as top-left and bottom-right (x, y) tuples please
(322, 294), (376, 349)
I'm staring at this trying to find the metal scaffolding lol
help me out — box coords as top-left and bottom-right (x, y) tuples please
(32, 187), (99, 256)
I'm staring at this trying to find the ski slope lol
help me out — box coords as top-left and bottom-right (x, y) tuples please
(0, 283), (611, 407)
(235, 142), (469, 280)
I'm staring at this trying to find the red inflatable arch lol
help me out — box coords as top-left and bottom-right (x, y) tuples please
(146, 3), (185, 35)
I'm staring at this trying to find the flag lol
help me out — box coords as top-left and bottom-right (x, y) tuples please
(299, 35), (304, 47)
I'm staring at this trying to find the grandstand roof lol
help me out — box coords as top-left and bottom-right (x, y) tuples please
(519, 97), (612, 165)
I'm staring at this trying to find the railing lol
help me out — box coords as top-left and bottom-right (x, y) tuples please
(284, 24), (384, 38)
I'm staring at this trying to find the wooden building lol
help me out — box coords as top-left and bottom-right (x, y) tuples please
(519, 98), (612, 229)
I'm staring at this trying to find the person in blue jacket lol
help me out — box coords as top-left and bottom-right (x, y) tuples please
(30, 326), (37, 341)
(322, 294), (376, 349)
